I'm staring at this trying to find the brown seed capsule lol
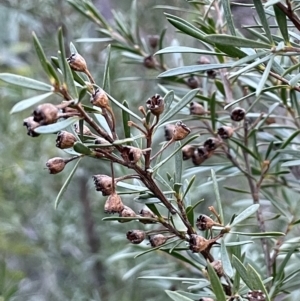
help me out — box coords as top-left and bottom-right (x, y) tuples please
(148, 35), (159, 49)
(74, 123), (93, 136)
(189, 234), (210, 253)
(192, 147), (211, 165)
(139, 208), (155, 219)
(164, 124), (175, 141)
(210, 260), (224, 277)
(207, 69), (217, 79)
(173, 121), (191, 141)
(247, 290), (266, 301)
(187, 76), (199, 89)
(127, 230), (146, 244)
(33, 103), (59, 125)
(56, 131), (77, 149)
(144, 55), (156, 68)
(182, 145), (195, 160)
(146, 94), (165, 116)
(190, 102), (206, 115)
(46, 157), (66, 174)
(93, 175), (114, 196)
(90, 88), (109, 109)
(217, 126), (234, 139)
(23, 116), (40, 137)
(231, 107), (246, 122)
(94, 137), (114, 153)
(197, 56), (211, 65)
(203, 137), (222, 152)
(122, 146), (143, 164)
(67, 53), (87, 72)
(119, 206), (136, 222)
(149, 234), (167, 247)
(199, 298), (214, 301)
(196, 214), (215, 231)
(104, 192), (124, 214)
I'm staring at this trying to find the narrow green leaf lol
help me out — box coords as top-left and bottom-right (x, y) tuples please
(230, 231), (284, 237)
(34, 116), (81, 134)
(274, 5), (290, 44)
(84, 1), (110, 29)
(232, 255), (253, 289)
(159, 89), (199, 125)
(247, 265), (270, 301)
(231, 51), (270, 68)
(171, 213), (187, 232)
(205, 34), (271, 48)
(186, 199), (204, 215)
(174, 141), (182, 183)
(186, 205), (194, 226)
(160, 89), (174, 121)
(206, 262), (227, 301)
(158, 63), (233, 78)
(55, 157), (82, 209)
(58, 28), (67, 79)
(146, 203), (162, 218)
(222, 0), (236, 36)
(223, 186), (250, 194)
(210, 92), (216, 131)
(256, 55), (274, 96)
(165, 290), (193, 301)
(122, 100), (131, 141)
(10, 92), (53, 114)
(32, 32), (50, 76)
(158, 27), (167, 66)
(182, 175), (196, 201)
(73, 141), (92, 155)
(230, 204), (260, 226)
(230, 137), (260, 161)
(102, 44), (111, 93)
(155, 46), (225, 56)
(281, 160), (300, 167)
(46, 61), (60, 85)
(211, 169), (224, 223)
(221, 239), (234, 278)
(0, 73), (53, 91)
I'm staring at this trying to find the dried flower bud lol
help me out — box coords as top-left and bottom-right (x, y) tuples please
(46, 157), (66, 174)
(119, 206), (136, 222)
(182, 145), (195, 160)
(207, 69), (217, 79)
(199, 298), (214, 301)
(203, 137), (222, 152)
(146, 94), (165, 116)
(74, 123), (93, 136)
(164, 124), (175, 141)
(246, 290), (266, 301)
(173, 121), (191, 141)
(33, 103), (59, 125)
(190, 102), (206, 115)
(56, 131), (76, 149)
(90, 88), (109, 109)
(149, 234), (167, 247)
(217, 126), (234, 139)
(196, 214), (215, 231)
(198, 56), (210, 64)
(94, 137), (114, 153)
(93, 175), (114, 196)
(104, 192), (124, 214)
(23, 116), (40, 137)
(231, 107), (246, 122)
(187, 76), (199, 89)
(127, 230), (145, 244)
(139, 208), (155, 219)
(122, 146), (143, 164)
(144, 55), (156, 68)
(148, 35), (159, 48)
(189, 234), (210, 253)
(192, 147), (211, 165)
(210, 260), (224, 277)
(67, 53), (87, 72)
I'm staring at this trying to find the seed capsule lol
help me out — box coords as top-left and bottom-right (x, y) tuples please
(173, 121), (191, 141)
(23, 116), (40, 137)
(33, 103), (59, 125)
(182, 145), (195, 160)
(67, 53), (87, 72)
(46, 157), (66, 174)
(189, 102), (206, 115)
(127, 230), (146, 244)
(203, 137), (222, 151)
(149, 234), (167, 247)
(119, 206), (136, 222)
(74, 123), (93, 136)
(94, 137), (114, 153)
(139, 208), (155, 219)
(144, 55), (156, 68)
(198, 56), (210, 65)
(146, 94), (165, 116)
(231, 107), (246, 122)
(199, 298), (214, 301)
(187, 76), (199, 89)
(90, 88), (109, 109)
(196, 214), (215, 231)
(164, 124), (175, 141)
(192, 147), (211, 165)
(210, 260), (224, 277)
(217, 126), (234, 139)
(122, 146), (143, 164)
(148, 35), (159, 49)
(189, 234), (210, 253)
(247, 290), (266, 301)
(56, 131), (77, 149)
(93, 175), (113, 196)
(104, 192), (124, 214)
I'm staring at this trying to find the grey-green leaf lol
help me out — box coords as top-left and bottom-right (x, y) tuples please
(230, 204), (259, 227)
(206, 262), (227, 301)
(165, 290), (194, 301)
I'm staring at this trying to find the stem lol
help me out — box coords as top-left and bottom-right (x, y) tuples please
(176, 194), (196, 235)
(150, 139), (174, 161)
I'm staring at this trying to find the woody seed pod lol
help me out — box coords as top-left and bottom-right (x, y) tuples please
(189, 234), (210, 253)
(196, 214), (215, 231)
(104, 192), (124, 214)
(46, 157), (66, 174)
(127, 230), (146, 244)
(190, 102), (206, 115)
(94, 137), (114, 153)
(90, 88), (109, 109)
(67, 53), (87, 72)
(56, 131), (77, 149)
(217, 126), (234, 139)
(210, 260), (224, 277)
(144, 55), (156, 68)
(119, 206), (136, 222)
(199, 298), (214, 301)
(33, 103), (59, 125)
(246, 290), (266, 301)
(173, 121), (191, 141)
(187, 76), (199, 89)
(231, 107), (246, 122)
(149, 234), (167, 247)
(146, 94), (165, 116)
(198, 56), (210, 65)
(74, 123), (93, 136)
(203, 137), (222, 152)
(148, 35), (159, 49)
(182, 145), (195, 160)
(164, 124), (175, 141)
(93, 174), (114, 196)
(122, 146), (143, 164)
(192, 147), (211, 165)
(139, 208), (155, 219)
(207, 69), (217, 79)
(23, 116), (40, 137)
